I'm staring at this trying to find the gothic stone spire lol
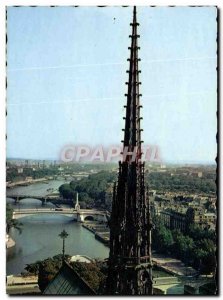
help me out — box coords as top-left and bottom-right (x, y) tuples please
(106, 6), (153, 295)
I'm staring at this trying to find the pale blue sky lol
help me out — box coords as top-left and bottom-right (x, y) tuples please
(7, 6), (217, 163)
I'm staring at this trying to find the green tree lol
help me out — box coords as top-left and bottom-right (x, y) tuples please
(196, 239), (216, 274)
(59, 184), (74, 199)
(152, 217), (173, 253)
(58, 229), (69, 260)
(36, 255), (105, 294)
(6, 204), (23, 234)
(60, 170), (117, 210)
(25, 261), (42, 275)
(38, 255), (65, 292)
(70, 261), (106, 293)
(172, 230), (194, 264)
(188, 224), (216, 242)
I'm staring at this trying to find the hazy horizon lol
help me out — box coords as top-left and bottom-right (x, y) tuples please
(6, 156), (216, 166)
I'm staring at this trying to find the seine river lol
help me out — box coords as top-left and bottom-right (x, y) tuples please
(6, 180), (109, 275)
(6, 180), (184, 294)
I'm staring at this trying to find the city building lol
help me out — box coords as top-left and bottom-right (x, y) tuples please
(160, 207), (216, 232)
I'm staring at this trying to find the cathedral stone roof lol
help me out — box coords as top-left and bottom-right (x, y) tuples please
(43, 261), (96, 295)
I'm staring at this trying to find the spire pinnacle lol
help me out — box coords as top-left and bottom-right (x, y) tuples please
(123, 5), (142, 162)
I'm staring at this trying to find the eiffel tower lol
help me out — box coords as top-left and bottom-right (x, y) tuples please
(106, 6), (153, 295)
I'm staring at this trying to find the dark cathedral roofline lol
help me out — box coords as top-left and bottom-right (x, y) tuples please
(43, 261), (96, 295)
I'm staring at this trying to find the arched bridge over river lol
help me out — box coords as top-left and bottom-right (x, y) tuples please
(13, 208), (108, 223)
(7, 194), (64, 205)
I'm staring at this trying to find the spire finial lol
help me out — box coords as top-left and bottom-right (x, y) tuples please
(133, 6), (137, 23)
